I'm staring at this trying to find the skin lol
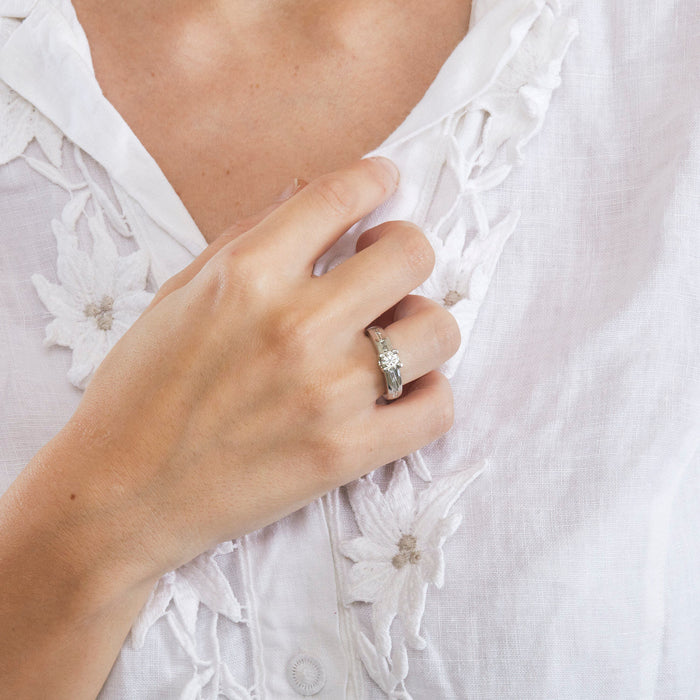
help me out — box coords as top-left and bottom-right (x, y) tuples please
(0, 0), (472, 696)
(72, 0), (473, 240)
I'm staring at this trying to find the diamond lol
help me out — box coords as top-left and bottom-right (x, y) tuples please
(378, 349), (402, 372)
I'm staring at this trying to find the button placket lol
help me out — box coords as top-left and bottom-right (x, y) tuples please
(243, 500), (348, 697)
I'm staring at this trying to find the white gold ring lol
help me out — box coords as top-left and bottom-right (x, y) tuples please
(365, 325), (403, 400)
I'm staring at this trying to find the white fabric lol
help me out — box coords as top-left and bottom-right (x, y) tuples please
(0, 0), (698, 697)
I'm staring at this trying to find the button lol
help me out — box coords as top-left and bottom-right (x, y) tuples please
(286, 653), (326, 696)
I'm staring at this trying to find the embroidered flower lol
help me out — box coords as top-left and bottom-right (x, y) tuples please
(0, 79), (63, 167)
(131, 542), (243, 649)
(341, 459), (483, 657)
(422, 211), (519, 307)
(473, 5), (578, 165)
(31, 196), (154, 390)
(416, 209), (519, 383)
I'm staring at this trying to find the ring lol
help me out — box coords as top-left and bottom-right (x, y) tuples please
(365, 325), (403, 400)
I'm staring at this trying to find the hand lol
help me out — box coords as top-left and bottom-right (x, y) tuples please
(56, 156), (461, 588)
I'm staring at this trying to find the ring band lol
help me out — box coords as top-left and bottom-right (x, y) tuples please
(365, 325), (403, 400)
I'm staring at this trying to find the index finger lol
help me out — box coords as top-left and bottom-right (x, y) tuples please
(246, 156), (400, 277)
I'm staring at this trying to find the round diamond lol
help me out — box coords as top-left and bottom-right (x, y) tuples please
(378, 349), (402, 372)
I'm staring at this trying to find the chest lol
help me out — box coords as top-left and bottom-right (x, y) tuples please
(73, 1), (472, 242)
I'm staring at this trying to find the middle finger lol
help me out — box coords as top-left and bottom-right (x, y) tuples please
(314, 220), (436, 329)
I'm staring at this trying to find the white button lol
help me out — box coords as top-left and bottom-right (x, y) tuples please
(286, 653), (326, 696)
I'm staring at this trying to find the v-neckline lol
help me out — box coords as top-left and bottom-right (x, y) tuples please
(0, 0), (545, 266)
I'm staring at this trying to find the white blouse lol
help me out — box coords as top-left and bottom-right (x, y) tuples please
(1, 0), (698, 697)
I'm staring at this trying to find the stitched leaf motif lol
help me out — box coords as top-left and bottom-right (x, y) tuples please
(0, 79), (63, 167)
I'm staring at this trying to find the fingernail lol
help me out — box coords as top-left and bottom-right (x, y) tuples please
(276, 177), (306, 201)
(367, 156), (400, 186)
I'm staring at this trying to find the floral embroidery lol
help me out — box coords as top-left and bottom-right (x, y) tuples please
(413, 1), (577, 386)
(31, 195), (154, 390)
(2, 45), (251, 692)
(341, 459), (483, 658)
(131, 542), (243, 649)
(419, 209), (520, 346)
(0, 78), (63, 167)
(131, 543), (253, 699)
(473, 3), (575, 167)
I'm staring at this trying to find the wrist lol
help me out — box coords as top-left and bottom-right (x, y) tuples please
(0, 437), (159, 698)
(15, 422), (163, 603)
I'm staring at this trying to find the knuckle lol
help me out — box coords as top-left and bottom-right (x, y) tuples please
(433, 309), (462, 359)
(267, 315), (332, 397)
(271, 306), (318, 358)
(207, 244), (268, 304)
(294, 374), (329, 422)
(310, 176), (358, 218)
(398, 224), (435, 281)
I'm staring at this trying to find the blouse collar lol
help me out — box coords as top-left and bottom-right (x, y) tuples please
(0, 0), (545, 254)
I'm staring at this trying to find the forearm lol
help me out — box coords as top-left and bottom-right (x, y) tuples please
(0, 431), (158, 699)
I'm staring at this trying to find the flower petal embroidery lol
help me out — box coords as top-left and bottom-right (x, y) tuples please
(43, 317), (79, 348)
(413, 464), (483, 539)
(220, 663), (255, 700)
(130, 542), (242, 650)
(346, 560), (397, 604)
(112, 290), (155, 317)
(346, 475), (404, 547)
(66, 328), (110, 390)
(340, 535), (396, 564)
(62, 190), (92, 231)
(173, 583), (201, 636)
(383, 460), (418, 534)
(416, 543), (442, 588)
(355, 630), (398, 695)
(29, 106), (63, 168)
(30, 274), (83, 323)
(130, 575), (175, 649)
(52, 220), (96, 300)
(405, 451), (432, 483)
(342, 459), (485, 663)
(182, 549), (243, 623)
(32, 195), (155, 390)
(115, 249), (150, 293)
(87, 213), (120, 289)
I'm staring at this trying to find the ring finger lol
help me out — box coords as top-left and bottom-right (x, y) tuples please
(348, 294), (462, 406)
